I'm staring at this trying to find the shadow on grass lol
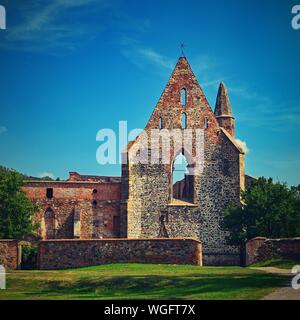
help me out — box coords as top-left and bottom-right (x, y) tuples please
(23, 272), (287, 300)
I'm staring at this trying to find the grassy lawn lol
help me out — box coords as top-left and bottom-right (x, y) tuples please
(251, 258), (300, 270)
(0, 263), (289, 300)
(0, 264), (287, 299)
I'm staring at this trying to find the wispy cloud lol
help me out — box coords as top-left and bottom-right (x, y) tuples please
(120, 40), (223, 84)
(190, 54), (216, 75)
(236, 139), (249, 154)
(228, 83), (300, 130)
(201, 78), (225, 89)
(121, 41), (175, 72)
(1, 0), (109, 52)
(38, 171), (55, 179)
(188, 55), (227, 90)
(229, 85), (271, 104)
(0, 126), (7, 135)
(137, 48), (174, 70)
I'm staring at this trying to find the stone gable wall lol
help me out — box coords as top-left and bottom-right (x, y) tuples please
(38, 238), (202, 269)
(122, 58), (244, 265)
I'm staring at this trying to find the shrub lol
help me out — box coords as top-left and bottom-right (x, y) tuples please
(21, 245), (38, 269)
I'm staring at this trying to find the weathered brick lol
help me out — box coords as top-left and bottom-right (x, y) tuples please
(22, 174), (121, 239)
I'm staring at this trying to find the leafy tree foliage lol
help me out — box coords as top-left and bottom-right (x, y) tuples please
(223, 177), (300, 246)
(0, 166), (39, 239)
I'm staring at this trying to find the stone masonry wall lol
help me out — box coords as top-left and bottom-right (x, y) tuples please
(0, 240), (20, 269)
(122, 57), (244, 265)
(38, 238), (202, 269)
(23, 180), (121, 239)
(246, 237), (300, 265)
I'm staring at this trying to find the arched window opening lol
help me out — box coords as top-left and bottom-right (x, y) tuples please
(172, 152), (194, 203)
(181, 88), (186, 106)
(44, 208), (55, 239)
(159, 117), (163, 129)
(182, 112), (187, 129)
(204, 117), (209, 129)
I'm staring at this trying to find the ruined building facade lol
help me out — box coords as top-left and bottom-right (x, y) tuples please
(23, 57), (248, 265)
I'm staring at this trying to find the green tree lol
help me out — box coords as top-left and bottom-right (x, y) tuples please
(0, 166), (39, 239)
(223, 177), (300, 246)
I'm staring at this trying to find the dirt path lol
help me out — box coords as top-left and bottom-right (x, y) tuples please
(250, 267), (300, 300)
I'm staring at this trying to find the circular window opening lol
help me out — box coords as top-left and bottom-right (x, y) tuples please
(92, 189), (98, 194)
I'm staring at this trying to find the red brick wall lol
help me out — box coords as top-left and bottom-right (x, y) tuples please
(0, 240), (20, 270)
(23, 181), (120, 201)
(38, 238), (202, 269)
(22, 181), (121, 239)
(246, 237), (300, 265)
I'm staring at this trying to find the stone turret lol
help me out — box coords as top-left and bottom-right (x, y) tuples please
(214, 82), (235, 137)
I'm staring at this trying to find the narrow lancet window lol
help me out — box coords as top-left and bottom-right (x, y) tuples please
(182, 112), (187, 129)
(204, 117), (209, 129)
(181, 88), (186, 106)
(159, 117), (163, 129)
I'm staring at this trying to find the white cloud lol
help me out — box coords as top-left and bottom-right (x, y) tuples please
(38, 172), (55, 179)
(190, 54), (217, 75)
(201, 78), (224, 88)
(235, 139), (249, 154)
(1, 0), (108, 52)
(0, 126), (7, 135)
(122, 45), (175, 71)
(229, 85), (271, 104)
(228, 83), (300, 130)
(137, 48), (174, 70)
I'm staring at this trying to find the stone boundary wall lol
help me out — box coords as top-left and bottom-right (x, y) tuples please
(0, 240), (21, 270)
(38, 238), (202, 269)
(246, 237), (300, 265)
(203, 253), (241, 266)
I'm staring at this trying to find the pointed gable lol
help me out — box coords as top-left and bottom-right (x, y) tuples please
(156, 57), (209, 109)
(145, 56), (218, 131)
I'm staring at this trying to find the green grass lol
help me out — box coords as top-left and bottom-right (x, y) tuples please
(251, 258), (300, 270)
(0, 263), (288, 300)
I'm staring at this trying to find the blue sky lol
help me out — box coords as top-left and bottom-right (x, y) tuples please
(0, 0), (299, 185)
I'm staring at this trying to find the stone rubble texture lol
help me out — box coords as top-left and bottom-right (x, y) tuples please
(38, 238), (202, 269)
(246, 237), (300, 265)
(22, 56), (248, 265)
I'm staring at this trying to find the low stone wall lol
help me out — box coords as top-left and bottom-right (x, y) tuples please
(0, 240), (21, 270)
(246, 237), (300, 265)
(39, 238), (202, 270)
